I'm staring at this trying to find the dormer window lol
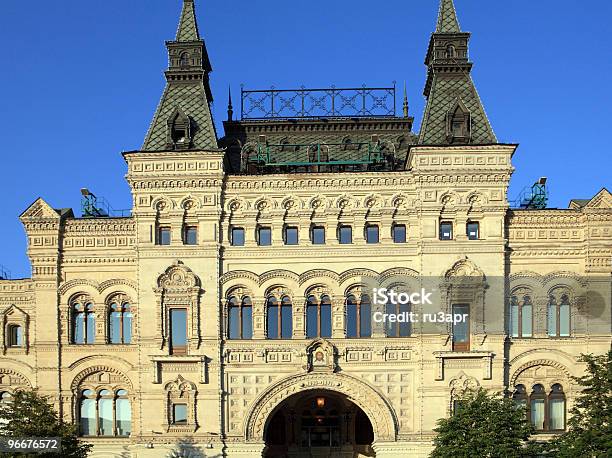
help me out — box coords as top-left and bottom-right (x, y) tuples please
(447, 101), (471, 144)
(167, 108), (191, 150)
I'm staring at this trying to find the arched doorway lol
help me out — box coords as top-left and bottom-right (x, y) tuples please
(264, 390), (375, 458)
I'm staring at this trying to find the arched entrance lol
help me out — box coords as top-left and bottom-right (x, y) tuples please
(265, 390), (375, 457)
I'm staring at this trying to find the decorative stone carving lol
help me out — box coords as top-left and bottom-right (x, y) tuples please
(155, 262), (202, 351)
(164, 375), (198, 433)
(305, 339), (337, 373)
(244, 372), (397, 442)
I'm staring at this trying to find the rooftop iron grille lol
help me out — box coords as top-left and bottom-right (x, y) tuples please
(241, 84), (397, 120)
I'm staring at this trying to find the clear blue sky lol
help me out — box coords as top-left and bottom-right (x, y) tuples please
(1, 0), (611, 278)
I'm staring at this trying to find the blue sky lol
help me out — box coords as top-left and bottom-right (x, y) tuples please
(1, 0), (611, 278)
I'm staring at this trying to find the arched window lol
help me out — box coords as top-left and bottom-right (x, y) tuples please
(7, 325), (23, 347)
(179, 52), (190, 67)
(267, 296), (293, 339)
(446, 44), (456, 58)
(346, 294), (372, 338)
(72, 300), (95, 344)
(515, 383), (566, 432)
(228, 296), (253, 339)
(306, 294), (332, 339)
(510, 294), (532, 338)
(548, 293), (570, 337)
(79, 389), (131, 437)
(109, 301), (132, 344)
(512, 384), (527, 410)
(385, 300), (411, 338)
(548, 384), (566, 431)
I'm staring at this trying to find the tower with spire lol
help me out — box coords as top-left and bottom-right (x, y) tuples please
(142, 0), (217, 152)
(419, 0), (496, 145)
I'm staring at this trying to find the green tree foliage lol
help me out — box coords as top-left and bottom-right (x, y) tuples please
(430, 388), (542, 458)
(549, 350), (612, 457)
(0, 389), (91, 458)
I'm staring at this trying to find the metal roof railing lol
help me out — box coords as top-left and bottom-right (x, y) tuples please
(241, 84), (397, 120)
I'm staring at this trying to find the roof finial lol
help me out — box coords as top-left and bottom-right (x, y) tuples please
(402, 82), (409, 118)
(176, 0), (201, 42)
(227, 86), (234, 121)
(436, 0), (461, 33)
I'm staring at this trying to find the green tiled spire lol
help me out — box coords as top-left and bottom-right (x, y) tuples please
(142, 0), (217, 152)
(176, 0), (200, 42)
(418, 0), (496, 145)
(436, 0), (461, 33)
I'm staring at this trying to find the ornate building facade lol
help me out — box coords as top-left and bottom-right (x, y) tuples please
(1, 0), (610, 457)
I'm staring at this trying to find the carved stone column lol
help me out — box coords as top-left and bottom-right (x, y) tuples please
(332, 297), (345, 338)
(252, 296), (266, 339)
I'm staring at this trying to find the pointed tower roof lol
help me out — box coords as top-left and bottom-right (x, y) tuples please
(176, 0), (201, 41)
(419, 0), (496, 145)
(436, 0), (461, 33)
(142, 0), (217, 152)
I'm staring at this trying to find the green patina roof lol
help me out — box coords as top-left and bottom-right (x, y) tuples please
(141, 0), (217, 151)
(436, 0), (461, 33)
(419, 74), (496, 144)
(176, 0), (200, 42)
(419, 0), (497, 145)
(142, 83), (217, 151)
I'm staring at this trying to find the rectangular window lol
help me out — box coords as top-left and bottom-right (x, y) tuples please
(267, 303), (279, 340)
(170, 309), (187, 355)
(284, 226), (298, 245)
(510, 302), (519, 337)
(439, 222), (453, 240)
(8, 326), (22, 347)
(99, 398), (113, 436)
(549, 399), (565, 430)
(257, 227), (272, 246)
(183, 226), (198, 245)
(157, 226), (171, 245)
(312, 226), (325, 245)
(452, 304), (469, 351)
(241, 306), (253, 339)
(172, 404), (188, 425)
(280, 304), (292, 339)
(393, 224), (407, 243)
(320, 303), (332, 338)
(559, 303), (570, 337)
(467, 221), (480, 240)
(228, 306), (240, 340)
(522, 302), (533, 337)
(338, 226), (352, 244)
(306, 304), (318, 339)
(530, 399), (545, 430)
(231, 227), (245, 246)
(346, 302), (357, 338)
(366, 225), (379, 244)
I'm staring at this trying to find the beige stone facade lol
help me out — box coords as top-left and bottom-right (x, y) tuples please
(1, 1), (611, 458)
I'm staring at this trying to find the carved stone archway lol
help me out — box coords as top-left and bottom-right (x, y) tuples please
(244, 372), (397, 443)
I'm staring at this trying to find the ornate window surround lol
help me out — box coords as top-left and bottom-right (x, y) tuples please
(106, 293), (134, 345)
(2, 305), (29, 354)
(155, 262), (203, 354)
(164, 375), (198, 433)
